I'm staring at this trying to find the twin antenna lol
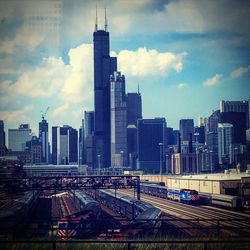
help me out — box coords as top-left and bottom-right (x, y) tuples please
(95, 5), (108, 31)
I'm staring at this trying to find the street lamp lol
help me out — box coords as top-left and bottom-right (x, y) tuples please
(209, 150), (213, 174)
(159, 142), (163, 181)
(194, 132), (199, 174)
(97, 155), (101, 175)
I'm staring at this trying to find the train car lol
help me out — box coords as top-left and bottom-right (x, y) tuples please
(140, 183), (168, 198)
(0, 191), (40, 236)
(167, 188), (199, 204)
(60, 191), (102, 238)
(211, 194), (242, 209)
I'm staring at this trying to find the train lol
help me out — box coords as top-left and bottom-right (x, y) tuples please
(140, 182), (200, 204)
(199, 192), (242, 210)
(0, 191), (40, 237)
(57, 191), (102, 239)
(92, 189), (162, 238)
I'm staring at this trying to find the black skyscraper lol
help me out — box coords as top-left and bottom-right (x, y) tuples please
(93, 16), (117, 168)
(39, 119), (49, 163)
(0, 120), (5, 147)
(127, 92), (142, 126)
(137, 118), (166, 173)
(219, 112), (246, 144)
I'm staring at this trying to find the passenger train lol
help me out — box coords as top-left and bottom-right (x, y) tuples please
(140, 182), (200, 204)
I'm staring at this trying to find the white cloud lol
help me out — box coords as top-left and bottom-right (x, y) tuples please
(177, 83), (188, 89)
(0, 43), (93, 104)
(203, 74), (223, 87)
(111, 48), (186, 77)
(0, 105), (33, 123)
(230, 65), (250, 79)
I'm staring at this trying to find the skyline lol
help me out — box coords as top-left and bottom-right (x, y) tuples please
(0, 0), (250, 138)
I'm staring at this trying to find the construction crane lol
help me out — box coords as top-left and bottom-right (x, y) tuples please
(41, 106), (50, 120)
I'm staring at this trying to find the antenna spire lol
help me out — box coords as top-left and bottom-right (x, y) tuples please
(95, 4), (98, 31)
(138, 83), (140, 94)
(104, 7), (108, 31)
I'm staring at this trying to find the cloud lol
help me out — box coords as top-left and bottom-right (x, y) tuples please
(111, 48), (186, 77)
(203, 74), (223, 87)
(53, 103), (69, 117)
(230, 65), (250, 79)
(177, 83), (188, 89)
(0, 105), (33, 123)
(0, 43), (93, 104)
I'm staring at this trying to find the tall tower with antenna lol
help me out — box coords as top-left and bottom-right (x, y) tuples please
(93, 6), (117, 168)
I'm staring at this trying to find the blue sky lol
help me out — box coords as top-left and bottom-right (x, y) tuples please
(0, 0), (250, 142)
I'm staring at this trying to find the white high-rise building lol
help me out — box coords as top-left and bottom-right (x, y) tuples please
(110, 72), (127, 167)
(218, 123), (233, 165)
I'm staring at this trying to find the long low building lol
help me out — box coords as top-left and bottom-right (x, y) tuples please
(140, 170), (250, 199)
(23, 164), (88, 176)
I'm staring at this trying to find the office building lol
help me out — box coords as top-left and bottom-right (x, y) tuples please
(39, 119), (49, 163)
(165, 127), (175, 146)
(126, 92), (142, 126)
(84, 111), (94, 138)
(137, 118), (166, 174)
(207, 131), (219, 169)
(218, 123), (233, 165)
(171, 153), (196, 174)
(179, 119), (194, 142)
(219, 112), (246, 145)
(68, 128), (78, 164)
(194, 126), (205, 144)
(220, 100), (249, 129)
(0, 120), (5, 147)
(110, 72), (127, 167)
(93, 15), (117, 168)
(127, 125), (137, 169)
(8, 124), (32, 151)
(51, 125), (78, 165)
(26, 136), (42, 164)
(207, 110), (220, 133)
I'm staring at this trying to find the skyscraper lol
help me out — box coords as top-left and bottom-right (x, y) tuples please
(218, 123), (233, 165)
(84, 111), (94, 138)
(126, 92), (142, 126)
(93, 10), (117, 168)
(110, 72), (127, 167)
(220, 100), (249, 129)
(51, 125), (78, 165)
(137, 118), (166, 173)
(219, 112), (246, 145)
(0, 120), (5, 147)
(179, 119), (194, 142)
(8, 124), (32, 151)
(68, 127), (78, 164)
(39, 119), (49, 163)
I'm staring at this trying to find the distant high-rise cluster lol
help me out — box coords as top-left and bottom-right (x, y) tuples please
(1, 13), (250, 175)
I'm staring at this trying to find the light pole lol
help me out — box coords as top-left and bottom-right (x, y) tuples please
(194, 132), (199, 174)
(97, 154), (101, 175)
(120, 150), (124, 174)
(209, 150), (213, 174)
(234, 148), (238, 167)
(159, 142), (163, 181)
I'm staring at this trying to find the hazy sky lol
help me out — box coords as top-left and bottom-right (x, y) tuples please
(0, 0), (250, 140)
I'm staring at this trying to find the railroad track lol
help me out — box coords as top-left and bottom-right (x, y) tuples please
(117, 189), (250, 236)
